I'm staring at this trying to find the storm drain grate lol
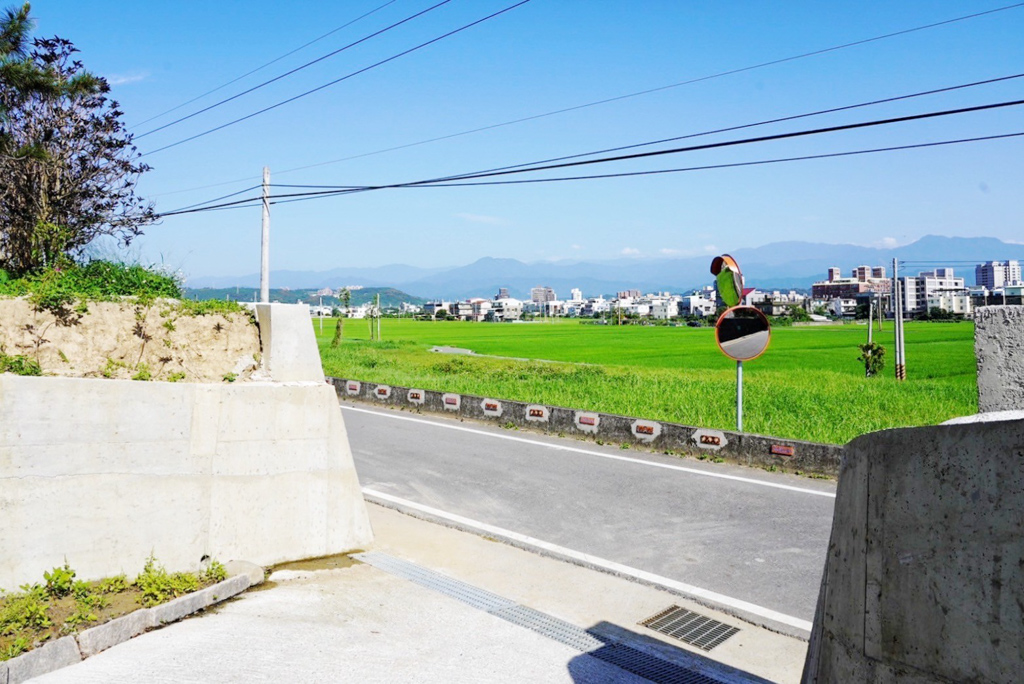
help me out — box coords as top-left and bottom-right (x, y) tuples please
(356, 551), (729, 684)
(640, 606), (739, 651)
(352, 551), (515, 613)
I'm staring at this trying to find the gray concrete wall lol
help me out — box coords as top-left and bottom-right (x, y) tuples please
(0, 303), (371, 590)
(975, 305), (1024, 412)
(803, 415), (1024, 682)
(328, 377), (842, 477)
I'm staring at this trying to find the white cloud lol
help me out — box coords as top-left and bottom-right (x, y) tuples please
(455, 212), (508, 226)
(876, 237), (899, 248)
(659, 248), (682, 256)
(571, 244), (583, 251)
(105, 72), (148, 86)
(621, 247), (641, 256)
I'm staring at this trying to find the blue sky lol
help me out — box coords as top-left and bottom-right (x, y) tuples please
(32, 1), (1024, 280)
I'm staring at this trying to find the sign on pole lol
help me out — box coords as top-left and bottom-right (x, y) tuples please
(710, 254), (771, 431)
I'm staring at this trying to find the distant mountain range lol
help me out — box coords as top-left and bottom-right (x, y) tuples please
(183, 286), (426, 308)
(187, 235), (1024, 300)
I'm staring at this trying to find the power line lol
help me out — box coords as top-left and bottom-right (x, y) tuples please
(155, 97), (1024, 216)
(260, 97), (1024, 194)
(270, 72), (1024, 184)
(163, 184), (263, 213)
(147, 2), (1024, 197)
(156, 130), (1024, 216)
(140, 0), (534, 157)
(131, 0), (399, 129)
(272, 2), (1024, 176)
(136, 0), (453, 139)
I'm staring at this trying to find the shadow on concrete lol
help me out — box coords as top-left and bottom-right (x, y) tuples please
(567, 621), (771, 684)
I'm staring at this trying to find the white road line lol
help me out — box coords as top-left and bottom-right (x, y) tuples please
(364, 488), (815, 633)
(342, 403), (836, 498)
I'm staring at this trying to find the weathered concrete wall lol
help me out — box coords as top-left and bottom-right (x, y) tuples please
(0, 376), (372, 589)
(0, 303), (371, 590)
(803, 415), (1024, 682)
(328, 377), (842, 477)
(975, 306), (1024, 412)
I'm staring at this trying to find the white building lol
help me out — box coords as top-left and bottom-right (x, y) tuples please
(926, 292), (972, 316)
(569, 288), (583, 302)
(680, 293), (716, 317)
(900, 268), (965, 314)
(582, 297), (610, 316)
(975, 260), (1022, 289)
(490, 297), (523, 321)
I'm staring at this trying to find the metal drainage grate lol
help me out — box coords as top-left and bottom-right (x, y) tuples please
(357, 551), (728, 684)
(640, 606), (739, 652)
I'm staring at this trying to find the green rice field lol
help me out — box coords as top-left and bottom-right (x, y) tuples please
(316, 317), (977, 445)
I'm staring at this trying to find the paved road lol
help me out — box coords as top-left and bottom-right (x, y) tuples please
(341, 402), (837, 627)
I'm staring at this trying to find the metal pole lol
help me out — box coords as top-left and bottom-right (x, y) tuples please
(867, 299), (873, 345)
(893, 259), (905, 380)
(260, 166), (270, 304)
(736, 360), (743, 432)
(319, 296), (323, 335)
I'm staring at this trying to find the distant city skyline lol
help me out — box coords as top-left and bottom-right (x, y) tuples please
(37, 1), (1024, 279)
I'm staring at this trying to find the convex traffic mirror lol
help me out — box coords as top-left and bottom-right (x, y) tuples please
(715, 306), (771, 361)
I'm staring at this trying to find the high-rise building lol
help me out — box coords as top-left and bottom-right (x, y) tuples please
(827, 267), (842, 282)
(975, 261), (1022, 289)
(530, 286), (556, 303)
(496, 287), (509, 300)
(570, 288), (583, 302)
(901, 269), (964, 313)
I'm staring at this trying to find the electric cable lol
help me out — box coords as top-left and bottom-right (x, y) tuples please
(148, 2), (1024, 195)
(140, 0), (534, 157)
(156, 130), (1024, 217)
(131, 0), (399, 129)
(270, 72), (1024, 185)
(272, 2), (1024, 176)
(257, 97), (1024, 195)
(136, 0), (452, 139)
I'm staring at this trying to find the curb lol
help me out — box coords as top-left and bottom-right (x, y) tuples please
(328, 376), (842, 478)
(3, 568), (259, 684)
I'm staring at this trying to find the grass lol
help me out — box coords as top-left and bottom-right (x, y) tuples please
(0, 558), (227, 661)
(316, 318), (977, 445)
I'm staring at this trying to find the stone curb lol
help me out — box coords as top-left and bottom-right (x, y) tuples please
(329, 376), (843, 477)
(4, 572), (254, 683)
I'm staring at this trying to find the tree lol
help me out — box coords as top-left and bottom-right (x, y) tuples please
(858, 342), (885, 378)
(0, 7), (153, 274)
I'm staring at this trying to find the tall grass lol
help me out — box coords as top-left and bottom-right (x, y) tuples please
(318, 318), (977, 444)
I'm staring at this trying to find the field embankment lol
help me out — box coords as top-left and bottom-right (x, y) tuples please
(317, 318), (976, 444)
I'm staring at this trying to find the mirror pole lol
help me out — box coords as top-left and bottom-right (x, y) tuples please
(736, 360), (743, 432)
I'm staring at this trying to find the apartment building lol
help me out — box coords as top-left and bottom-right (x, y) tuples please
(975, 260), (1022, 289)
(900, 268), (965, 314)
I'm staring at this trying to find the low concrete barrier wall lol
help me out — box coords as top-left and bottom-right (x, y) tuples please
(802, 415), (1024, 682)
(328, 377), (842, 477)
(0, 302), (372, 590)
(975, 305), (1024, 411)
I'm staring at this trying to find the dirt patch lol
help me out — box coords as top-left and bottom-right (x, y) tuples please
(0, 298), (261, 383)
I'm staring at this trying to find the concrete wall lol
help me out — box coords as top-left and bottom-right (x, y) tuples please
(328, 377), (842, 477)
(975, 305), (1024, 412)
(802, 415), (1024, 682)
(0, 304), (371, 590)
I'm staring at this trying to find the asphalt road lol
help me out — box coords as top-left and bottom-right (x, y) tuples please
(341, 402), (837, 627)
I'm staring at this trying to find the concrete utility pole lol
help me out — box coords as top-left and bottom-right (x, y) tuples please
(260, 166), (270, 304)
(376, 293), (381, 341)
(893, 258), (906, 380)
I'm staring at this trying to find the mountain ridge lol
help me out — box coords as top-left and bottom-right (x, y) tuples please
(186, 235), (1024, 300)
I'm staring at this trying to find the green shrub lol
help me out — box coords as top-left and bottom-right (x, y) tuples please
(203, 560), (227, 583)
(0, 353), (42, 376)
(98, 574), (128, 594)
(0, 588), (50, 635)
(43, 563), (75, 599)
(134, 556), (199, 607)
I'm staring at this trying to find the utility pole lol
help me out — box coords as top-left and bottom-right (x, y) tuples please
(376, 293), (381, 341)
(893, 258), (906, 380)
(260, 166), (270, 304)
(867, 298), (873, 345)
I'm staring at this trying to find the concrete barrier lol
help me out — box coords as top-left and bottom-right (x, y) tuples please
(327, 377), (842, 477)
(0, 304), (371, 590)
(802, 415), (1024, 682)
(974, 305), (1024, 412)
